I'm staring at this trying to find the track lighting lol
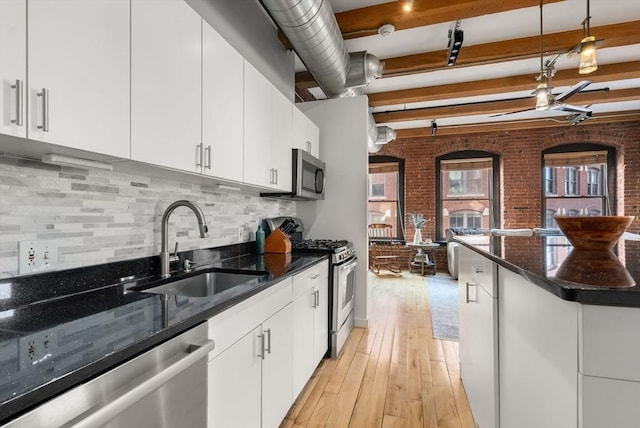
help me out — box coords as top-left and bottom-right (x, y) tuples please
(568, 110), (592, 125)
(431, 120), (438, 136)
(446, 20), (464, 67)
(579, 0), (597, 74)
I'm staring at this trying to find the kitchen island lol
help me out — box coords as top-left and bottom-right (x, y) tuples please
(455, 235), (640, 428)
(0, 243), (328, 425)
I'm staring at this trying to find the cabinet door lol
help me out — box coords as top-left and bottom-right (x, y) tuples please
(243, 61), (272, 188)
(202, 21), (243, 182)
(307, 117), (320, 158)
(131, 0), (201, 172)
(292, 288), (315, 398)
(498, 266), (578, 428)
(28, 0), (130, 158)
(459, 279), (498, 428)
(208, 325), (262, 428)
(313, 267), (329, 366)
(271, 89), (292, 192)
(0, 0), (26, 138)
(262, 304), (293, 428)
(580, 374), (640, 428)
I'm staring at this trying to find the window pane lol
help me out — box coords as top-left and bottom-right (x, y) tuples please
(440, 160), (493, 239)
(542, 153), (607, 228)
(367, 201), (398, 236)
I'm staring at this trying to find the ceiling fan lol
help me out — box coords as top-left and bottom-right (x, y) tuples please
(492, 0), (593, 118)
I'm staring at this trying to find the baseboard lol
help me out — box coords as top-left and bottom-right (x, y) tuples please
(354, 317), (369, 328)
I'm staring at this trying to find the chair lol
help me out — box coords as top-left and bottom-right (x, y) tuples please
(368, 224), (401, 275)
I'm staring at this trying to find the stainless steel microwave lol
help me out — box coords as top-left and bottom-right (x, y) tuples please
(261, 149), (325, 200)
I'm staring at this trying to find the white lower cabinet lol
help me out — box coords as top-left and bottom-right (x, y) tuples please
(457, 245), (498, 428)
(292, 260), (328, 397)
(261, 304), (293, 428)
(498, 266), (579, 428)
(208, 262), (328, 428)
(208, 324), (262, 428)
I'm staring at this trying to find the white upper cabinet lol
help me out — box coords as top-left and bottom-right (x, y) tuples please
(271, 89), (292, 192)
(202, 21), (244, 182)
(292, 105), (320, 159)
(0, 0), (26, 138)
(243, 61), (273, 188)
(131, 0), (201, 172)
(27, 0), (130, 158)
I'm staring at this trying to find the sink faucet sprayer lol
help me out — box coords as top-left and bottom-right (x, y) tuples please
(160, 200), (209, 278)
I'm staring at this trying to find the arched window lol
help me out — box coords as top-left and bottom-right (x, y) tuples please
(436, 150), (499, 240)
(542, 143), (616, 227)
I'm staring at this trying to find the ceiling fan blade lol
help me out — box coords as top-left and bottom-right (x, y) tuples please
(555, 80), (592, 102)
(552, 103), (592, 114)
(489, 107), (535, 117)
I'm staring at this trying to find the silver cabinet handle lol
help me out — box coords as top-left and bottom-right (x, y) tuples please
(37, 88), (49, 131)
(474, 267), (484, 273)
(70, 339), (215, 428)
(306, 141), (311, 152)
(196, 143), (203, 168)
(312, 290), (317, 308)
(268, 168), (273, 184)
(204, 145), (212, 170)
(258, 333), (265, 359)
(465, 282), (478, 303)
(315, 290), (320, 308)
(11, 80), (23, 126)
(274, 168), (278, 184)
(265, 328), (271, 354)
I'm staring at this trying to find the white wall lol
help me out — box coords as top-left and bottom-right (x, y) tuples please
(186, 0), (295, 99)
(296, 96), (370, 326)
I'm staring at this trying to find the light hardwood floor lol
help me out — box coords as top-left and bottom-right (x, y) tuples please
(281, 271), (475, 428)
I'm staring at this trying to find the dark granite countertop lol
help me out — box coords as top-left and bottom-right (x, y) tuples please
(0, 243), (328, 425)
(454, 235), (640, 307)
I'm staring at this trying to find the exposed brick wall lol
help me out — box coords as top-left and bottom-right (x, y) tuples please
(374, 120), (640, 272)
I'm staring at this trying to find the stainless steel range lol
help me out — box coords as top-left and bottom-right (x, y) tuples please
(290, 239), (357, 358)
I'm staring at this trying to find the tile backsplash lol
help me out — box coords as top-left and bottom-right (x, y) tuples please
(0, 155), (295, 277)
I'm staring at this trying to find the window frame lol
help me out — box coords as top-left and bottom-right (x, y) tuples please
(436, 150), (500, 241)
(541, 143), (617, 227)
(368, 155), (405, 241)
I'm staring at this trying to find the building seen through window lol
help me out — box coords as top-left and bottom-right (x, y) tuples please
(436, 151), (499, 240)
(542, 146), (613, 228)
(368, 157), (404, 240)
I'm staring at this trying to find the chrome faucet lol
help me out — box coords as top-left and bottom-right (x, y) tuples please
(160, 200), (209, 278)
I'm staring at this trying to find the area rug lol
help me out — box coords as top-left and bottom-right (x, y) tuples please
(426, 275), (459, 340)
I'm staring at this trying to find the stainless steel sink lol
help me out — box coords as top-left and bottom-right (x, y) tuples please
(133, 270), (268, 297)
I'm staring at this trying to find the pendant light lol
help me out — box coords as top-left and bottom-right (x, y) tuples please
(579, 0), (597, 74)
(535, 0), (552, 111)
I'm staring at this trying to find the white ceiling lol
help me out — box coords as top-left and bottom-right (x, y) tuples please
(294, 0), (640, 133)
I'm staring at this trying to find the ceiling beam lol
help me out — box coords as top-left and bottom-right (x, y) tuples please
(368, 61), (640, 107)
(336, 0), (563, 40)
(294, 21), (639, 88)
(394, 111), (640, 138)
(382, 21), (640, 77)
(373, 88), (640, 123)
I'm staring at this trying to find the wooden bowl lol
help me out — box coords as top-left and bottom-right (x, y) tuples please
(554, 216), (634, 250)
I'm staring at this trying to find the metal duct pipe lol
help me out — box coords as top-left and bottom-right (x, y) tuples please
(261, 0), (394, 151)
(262, 0), (350, 98)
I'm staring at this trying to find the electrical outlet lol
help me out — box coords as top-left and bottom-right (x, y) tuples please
(19, 330), (57, 370)
(18, 241), (57, 274)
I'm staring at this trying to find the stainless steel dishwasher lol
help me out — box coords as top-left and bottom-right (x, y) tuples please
(5, 322), (214, 428)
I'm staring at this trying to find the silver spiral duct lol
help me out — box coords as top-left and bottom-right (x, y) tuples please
(262, 0), (350, 98)
(261, 0), (393, 150)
